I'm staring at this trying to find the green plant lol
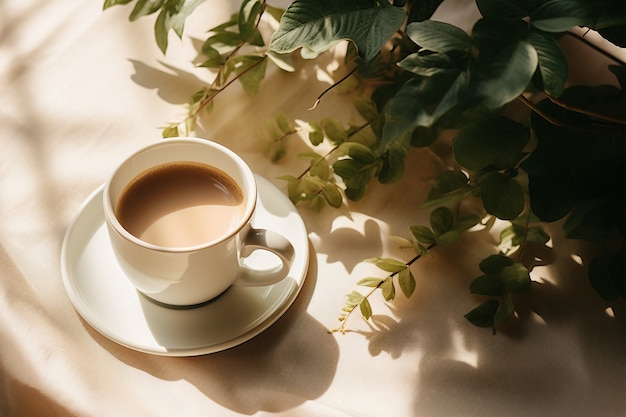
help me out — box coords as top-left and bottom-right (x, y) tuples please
(104, 0), (625, 333)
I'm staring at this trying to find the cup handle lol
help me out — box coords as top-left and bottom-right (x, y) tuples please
(234, 227), (295, 287)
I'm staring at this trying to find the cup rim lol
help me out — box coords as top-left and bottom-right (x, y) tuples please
(103, 137), (257, 253)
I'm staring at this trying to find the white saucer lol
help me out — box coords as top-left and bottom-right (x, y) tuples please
(61, 174), (309, 356)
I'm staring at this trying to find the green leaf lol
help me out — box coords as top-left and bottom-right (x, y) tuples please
(237, 55), (267, 95)
(238, 0), (265, 46)
(479, 173), (525, 220)
(474, 40), (538, 109)
(353, 97), (379, 123)
(322, 183), (343, 208)
(454, 214), (480, 232)
(465, 299), (499, 327)
(470, 274), (503, 296)
(397, 51), (458, 77)
(154, 0), (205, 54)
(500, 223), (526, 248)
(421, 170), (472, 208)
(381, 278), (396, 301)
(501, 263), (531, 292)
(526, 226), (550, 245)
(275, 112), (293, 134)
(430, 206), (454, 236)
(410, 225), (436, 245)
(103, 0), (133, 9)
(357, 277), (384, 288)
(367, 257), (407, 273)
(130, 0), (165, 21)
(406, 20), (472, 52)
(360, 297), (373, 319)
(383, 69), (471, 146)
(321, 117), (348, 144)
(398, 268), (416, 298)
(269, 0), (406, 61)
(494, 292), (514, 322)
(479, 254), (514, 274)
(436, 230), (460, 246)
(453, 117), (529, 171)
(530, 0), (593, 32)
(528, 29), (568, 96)
(162, 124), (180, 138)
(378, 141), (407, 184)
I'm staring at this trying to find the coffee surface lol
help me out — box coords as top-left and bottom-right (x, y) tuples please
(116, 162), (244, 247)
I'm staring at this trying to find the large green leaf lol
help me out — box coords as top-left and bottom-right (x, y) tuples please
(479, 173), (525, 220)
(528, 29), (567, 96)
(406, 20), (472, 52)
(474, 40), (538, 109)
(530, 0), (593, 32)
(382, 70), (470, 147)
(452, 116), (529, 171)
(269, 0), (406, 61)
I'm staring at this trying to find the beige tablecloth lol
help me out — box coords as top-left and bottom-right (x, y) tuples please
(1, 1), (624, 416)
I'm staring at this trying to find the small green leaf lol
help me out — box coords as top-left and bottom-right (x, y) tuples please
(454, 214), (480, 232)
(238, 0), (265, 46)
(500, 223), (526, 248)
(357, 277), (384, 288)
(381, 279), (396, 301)
(421, 170), (472, 208)
(360, 297), (373, 319)
(480, 173), (525, 220)
(479, 254), (514, 274)
(130, 0), (165, 21)
(465, 299), (499, 327)
(501, 263), (531, 292)
(322, 183), (343, 208)
(410, 225), (436, 245)
(103, 0), (133, 10)
(430, 206), (454, 236)
(398, 268), (416, 298)
(275, 112), (293, 134)
(436, 230), (460, 246)
(470, 274), (504, 296)
(526, 226), (550, 245)
(321, 117), (348, 144)
(353, 97), (379, 122)
(494, 292), (514, 322)
(162, 124), (180, 138)
(367, 257), (407, 273)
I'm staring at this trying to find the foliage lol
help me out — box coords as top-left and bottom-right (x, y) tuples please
(105, 0), (626, 333)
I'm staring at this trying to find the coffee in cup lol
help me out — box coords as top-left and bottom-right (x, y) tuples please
(103, 138), (295, 307)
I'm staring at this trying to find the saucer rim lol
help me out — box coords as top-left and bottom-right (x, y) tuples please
(61, 174), (309, 356)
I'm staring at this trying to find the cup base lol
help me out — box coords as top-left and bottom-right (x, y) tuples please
(139, 288), (229, 310)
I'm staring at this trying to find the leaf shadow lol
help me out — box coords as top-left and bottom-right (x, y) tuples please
(343, 229), (625, 416)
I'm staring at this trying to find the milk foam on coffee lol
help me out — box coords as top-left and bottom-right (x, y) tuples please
(116, 162), (245, 248)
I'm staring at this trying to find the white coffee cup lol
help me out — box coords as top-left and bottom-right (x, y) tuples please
(103, 137), (295, 307)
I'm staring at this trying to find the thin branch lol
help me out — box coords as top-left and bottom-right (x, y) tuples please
(309, 65), (360, 110)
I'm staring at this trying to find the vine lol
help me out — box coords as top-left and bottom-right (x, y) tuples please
(104, 0), (625, 334)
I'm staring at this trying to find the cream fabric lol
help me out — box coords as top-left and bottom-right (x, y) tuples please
(1, 1), (624, 416)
